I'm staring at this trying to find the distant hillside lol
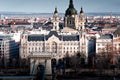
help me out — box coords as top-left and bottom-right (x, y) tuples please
(86, 12), (120, 16)
(0, 12), (120, 18)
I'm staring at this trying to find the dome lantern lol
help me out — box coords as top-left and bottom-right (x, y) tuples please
(65, 0), (77, 16)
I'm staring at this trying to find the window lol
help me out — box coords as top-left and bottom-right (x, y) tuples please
(98, 44), (100, 46)
(102, 44), (105, 46)
(59, 43), (62, 45)
(55, 26), (57, 30)
(39, 43), (41, 45)
(74, 43), (76, 45)
(70, 20), (72, 24)
(52, 42), (57, 53)
(98, 48), (101, 50)
(25, 36), (27, 39)
(67, 43), (69, 45)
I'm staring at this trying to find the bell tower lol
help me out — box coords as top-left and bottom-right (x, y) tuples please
(53, 7), (59, 31)
(78, 7), (85, 31)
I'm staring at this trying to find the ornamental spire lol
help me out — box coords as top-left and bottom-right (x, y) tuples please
(80, 7), (84, 13)
(54, 7), (58, 14)
(69, 0), (74, 8)
(70, 0), (73, 4)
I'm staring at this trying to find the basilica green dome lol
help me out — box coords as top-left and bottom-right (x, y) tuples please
(65, 0), (77, 16)
(65, 7), (77, 16)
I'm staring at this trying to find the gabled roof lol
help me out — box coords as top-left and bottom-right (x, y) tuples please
(45, 31), (62, 40)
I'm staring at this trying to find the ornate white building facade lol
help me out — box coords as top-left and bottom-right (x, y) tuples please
(96, 28), (120, 54)
(20, 0), (89, 60)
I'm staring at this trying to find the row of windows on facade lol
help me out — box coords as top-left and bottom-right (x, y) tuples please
(0, 46), (18, 50)
(0, 51), (9, 55)
(28, 50), (79, 54)
(97, 44), (107, 46)
(97, 48), (120, 52)
(28, 43), (80, 46)
(28, 47), (79, 50)
(97, 43), (120, 46)
(114, 44), (120, 46)
(0, 48), (10, 51)
(23, 52), (78, 58)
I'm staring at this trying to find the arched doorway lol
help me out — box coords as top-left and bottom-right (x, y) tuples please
(36, 64), (45, 80)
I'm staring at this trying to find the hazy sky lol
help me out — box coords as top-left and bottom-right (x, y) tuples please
(0, 0), (119, 13)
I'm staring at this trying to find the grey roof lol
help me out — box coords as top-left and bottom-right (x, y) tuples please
(99, 34), (113, 39)
(113, 27), (120, 37)
(28, 35), (44, 41)
(0, 36), (6, 39)
(0, 35), (12, 40)
(28, 31), (80, 41)
(63, 35), (79, 41)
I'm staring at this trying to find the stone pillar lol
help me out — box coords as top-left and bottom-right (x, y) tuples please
(45, 59), (52, 75)
(30, 59), (37, 75)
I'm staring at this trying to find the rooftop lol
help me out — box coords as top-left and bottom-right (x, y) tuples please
(113, 27), (120, 37)
(99, 34), (113, 39)
(28, 31), (80, 41)
(0, 35), (12, 40)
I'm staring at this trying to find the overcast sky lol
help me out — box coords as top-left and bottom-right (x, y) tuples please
(0, 0), (119, 13)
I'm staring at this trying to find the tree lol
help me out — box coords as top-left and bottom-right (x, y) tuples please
(64, 52), (71, 68)
(98, 43), (118, 68)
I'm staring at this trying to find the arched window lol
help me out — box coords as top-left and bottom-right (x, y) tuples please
(52, 42), (57, 53)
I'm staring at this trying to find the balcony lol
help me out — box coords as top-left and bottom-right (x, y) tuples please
(29, 52), (52, 59)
